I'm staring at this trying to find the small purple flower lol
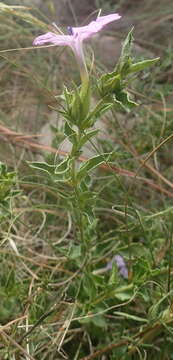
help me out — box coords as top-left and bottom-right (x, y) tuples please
(106, 254), (128, 279)
(33, 13), (121, 82)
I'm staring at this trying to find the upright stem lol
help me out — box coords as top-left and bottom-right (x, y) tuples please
(71, 129), (85, 245)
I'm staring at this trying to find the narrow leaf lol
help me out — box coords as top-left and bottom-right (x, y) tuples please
(116, 28), (134, 75)
(55, 157), (71, 175)
(128, 57), (160, 74)
(113, 90), (137, 112)
(64, 122), (77, 144)
(78, 129), (99, 148)
(77, 153), (111, 181)
(83, 100), (113, 128)
(29, 161), (55, 175)
(114, 311), (148, 323)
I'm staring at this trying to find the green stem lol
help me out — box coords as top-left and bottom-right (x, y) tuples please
(71, 129), (85, 246)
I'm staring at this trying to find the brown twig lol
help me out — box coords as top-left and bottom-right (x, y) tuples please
(80, 339), (128, 360)
(0, 315), (27, 333)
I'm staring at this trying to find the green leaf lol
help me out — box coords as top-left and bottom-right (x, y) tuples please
(55, 157), (71, 175)
(83, 274), (97, 302)
(98, 72), (121, 96)
(84, 207), (95, 224)
(0, 162), (16, 204)
(90, 274), (105, 288)
(69, 245), (82, 260)
(116, 28), (134, 75)
(29, 159), (72, 183)
(82, 99), (113, 129)
(121, 27), (134, 61)
(71, 85), (82, 121)
(77, 153), (111, 181)
(63, 87), (73, 113)
(108, 262), (118, 285)
(128, 57), (160, 74)
(64, 122), (77, 144)
(77, 190), (96, 222)
(115, 284), (134, 301)
(133, 257), (151, 282)
(69, 82), (90, 126)
(114, 311), (148, 323)
(113, 90), (137, 112)
(78, 129), (99, 148)
(148, 290), (173, 322)
(29, 161), (55, 175)
(91, 315), (107, 328)
(78, 191), (97, 217)
(80, 313), (107, 328)
(79, 175), (91, 192)
(58, 110), (71, 122)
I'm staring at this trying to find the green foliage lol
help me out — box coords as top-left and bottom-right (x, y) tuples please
(82, 99), (113, 128)
(0, 162), (16, 200)
(129, 58), (160, 74)
(59, 82), (91, 128)
(98, 28), (159, 112)
(0, 162), (17, 222)
(116, 27), (134, 76)
(77, 153), (112, 181)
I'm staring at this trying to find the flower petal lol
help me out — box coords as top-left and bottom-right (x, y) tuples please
(33, 13), (121, 46)
(33, 32), (73, 46)
(96, 13), (121, 25)
(72, 13), (121, 40)
(32, 13), (121, 83)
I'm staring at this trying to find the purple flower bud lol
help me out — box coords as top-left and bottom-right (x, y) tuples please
(106, 254), (128, 279)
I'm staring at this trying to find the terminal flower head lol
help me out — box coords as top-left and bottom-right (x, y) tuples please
(106, 254), (128, 279)
(33, 13), (121, 83)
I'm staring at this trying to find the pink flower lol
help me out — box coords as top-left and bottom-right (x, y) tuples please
(33, 13), (121, 82)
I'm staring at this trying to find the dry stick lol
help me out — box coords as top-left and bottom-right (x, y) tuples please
(80, 340), (128, 360)
(0, 315), (27, 333)
(18, 307), (57, 344)
(127, 134), (173, 197)
(106, 164), (173, 198)
(0, 125), (173, 198)
(0, 330), (36, 360)
(134, 132), (173, 183)
(124, 143), (173, 196)
(118, 126), (173, 195)
(0, 248), (63, 270)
